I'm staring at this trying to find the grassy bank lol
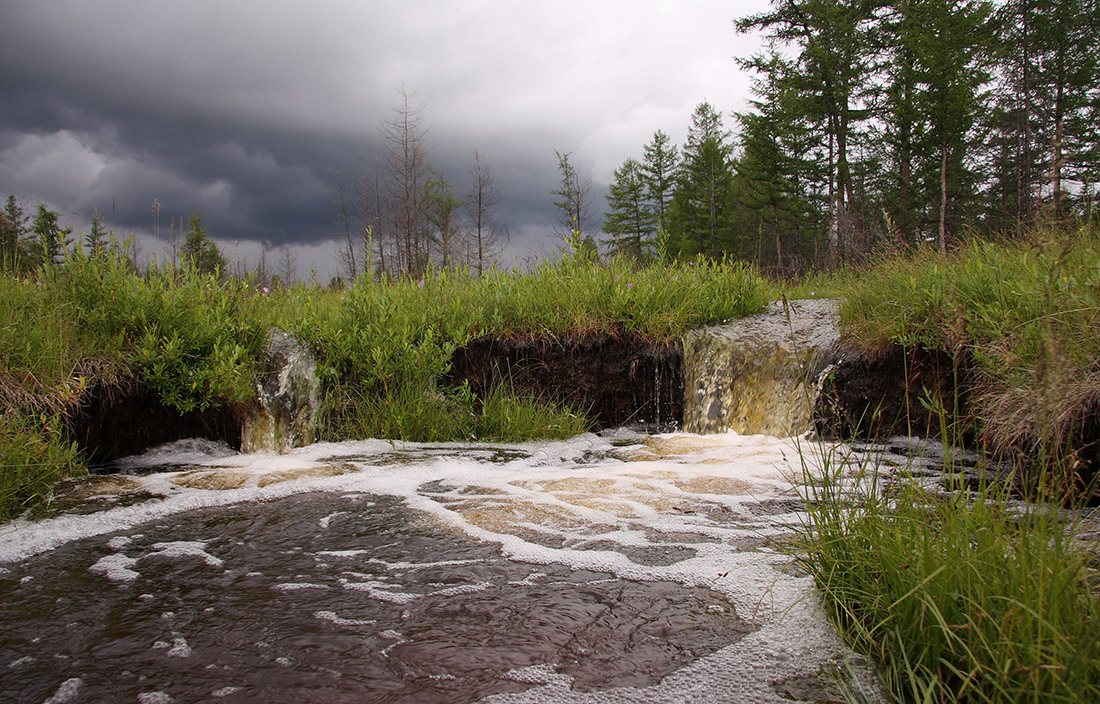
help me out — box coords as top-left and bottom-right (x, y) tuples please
(0, 248), (768, 519)
(834, 227), (1100, 476)
(799, 452), (1100, 703)
(787, 224), (1100, 702)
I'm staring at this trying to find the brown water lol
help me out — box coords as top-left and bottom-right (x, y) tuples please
(0, 432), (887, 703)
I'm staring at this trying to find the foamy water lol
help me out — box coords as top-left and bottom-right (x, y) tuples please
(0, 430), (885, 703)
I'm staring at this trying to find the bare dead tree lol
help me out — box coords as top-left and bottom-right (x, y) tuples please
(381, 85), (432, 277)
(358, 157), (389, 277)
(329, 165), (358, 282)
(466, 149), (504, 275)
(279, 238), (297, 285)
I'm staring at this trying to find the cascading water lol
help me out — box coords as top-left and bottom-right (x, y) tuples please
(241, 330), (321, 454)
(682, 299), (840, 437)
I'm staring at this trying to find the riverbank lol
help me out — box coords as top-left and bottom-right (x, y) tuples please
(0, 249), (767, 519)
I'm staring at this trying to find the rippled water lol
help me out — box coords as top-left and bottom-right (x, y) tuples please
(0, 430), (885, 703)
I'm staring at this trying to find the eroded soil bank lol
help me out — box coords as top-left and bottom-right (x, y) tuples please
(445, 330), (683, 431)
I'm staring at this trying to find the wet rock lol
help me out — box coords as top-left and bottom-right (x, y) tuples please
(683, 299), (840, 436)
(241, 330), (321, 453)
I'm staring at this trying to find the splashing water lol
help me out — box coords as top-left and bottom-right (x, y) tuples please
(0, 430), (884, 703)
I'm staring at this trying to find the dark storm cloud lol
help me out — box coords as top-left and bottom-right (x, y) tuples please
(0, 1), (766, 276)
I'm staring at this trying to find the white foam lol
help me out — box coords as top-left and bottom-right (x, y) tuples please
(8, 655), (34, 669)
(88, 554), (140, 582)
(41, 677), (82, 704)
(153, 636), (191, 658)
(272, 582), (329, 591)
(2, 431), (877, 700)
(312, 611), (377, 627)
(106, 536), (132, 550)
(137, 692), (173, 704)
(211, 686), (241, 698)
(337, 578), (419, 604)
(148, 541), (223, 568)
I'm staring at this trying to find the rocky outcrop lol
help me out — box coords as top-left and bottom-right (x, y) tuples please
(445, 330), (682, 430)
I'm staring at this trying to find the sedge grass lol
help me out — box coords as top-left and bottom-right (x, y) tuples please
(799, 445), (1100, 703)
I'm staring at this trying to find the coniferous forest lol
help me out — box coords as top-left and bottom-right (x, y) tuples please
(601, 0), (1099, 275)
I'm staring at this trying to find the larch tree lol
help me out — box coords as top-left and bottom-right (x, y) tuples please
(424, 170), (464, 269)
(603, 157), (656, 261)
(667, 102), (738, 259)
(640, 130), (680, 231)
(382, 86), (432, 277)
(551, 150), (594, 244)
(180, 213), (227, 277)
(466, 150), (503, 276)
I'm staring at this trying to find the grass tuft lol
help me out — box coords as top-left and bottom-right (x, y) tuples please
(798, 447), (1100, 703)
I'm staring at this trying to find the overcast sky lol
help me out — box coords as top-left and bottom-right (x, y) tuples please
(0, 1), (769, 280)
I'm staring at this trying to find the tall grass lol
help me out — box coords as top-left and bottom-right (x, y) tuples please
(799, 450), (1100, 703)
(794, 226), (1100, 701)
(835, 227), (1100, 470)
(0, 249), (767, 518)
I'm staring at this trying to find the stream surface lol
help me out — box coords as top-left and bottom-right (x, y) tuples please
(0, 430), (884, 704)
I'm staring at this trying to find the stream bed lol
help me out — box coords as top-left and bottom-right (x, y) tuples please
(0, 430), (886, 703)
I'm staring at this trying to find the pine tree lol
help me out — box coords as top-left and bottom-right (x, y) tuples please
(603, 157), (655, 261)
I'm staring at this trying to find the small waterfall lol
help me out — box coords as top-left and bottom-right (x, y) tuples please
(241, 330), (321, 453)
(683, 299), (840, 436)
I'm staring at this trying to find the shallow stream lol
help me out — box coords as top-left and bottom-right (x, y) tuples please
(0, 430), (885, 703)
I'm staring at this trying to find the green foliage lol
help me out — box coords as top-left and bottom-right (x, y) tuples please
(1, 195), (27, 272)
(180, 213), (227, 277)
(0, 413), (85, 522)
(31, 202), (73, 266)
(667, 102), (738, 259)
(835, 225), (1100, 482)
(0, 249), (768, 518)
(798, 450), (1100, 702)
(299, 254), (768, 439)
(603, 157), (655, 261)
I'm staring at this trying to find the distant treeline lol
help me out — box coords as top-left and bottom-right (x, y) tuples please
(600, 0), (1099, 275)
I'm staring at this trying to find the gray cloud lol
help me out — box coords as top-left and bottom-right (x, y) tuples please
(0, 0), (766, 278)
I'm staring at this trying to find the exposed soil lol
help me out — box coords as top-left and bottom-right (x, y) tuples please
(64, 378), (243, 468)
(445, 330), (683, 431)
(813, 343), (976, 443)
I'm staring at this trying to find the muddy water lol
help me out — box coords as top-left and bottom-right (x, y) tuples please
(0, 431), (882, 703)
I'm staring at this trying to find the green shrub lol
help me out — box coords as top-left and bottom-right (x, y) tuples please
(0, 413), (84, 521)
